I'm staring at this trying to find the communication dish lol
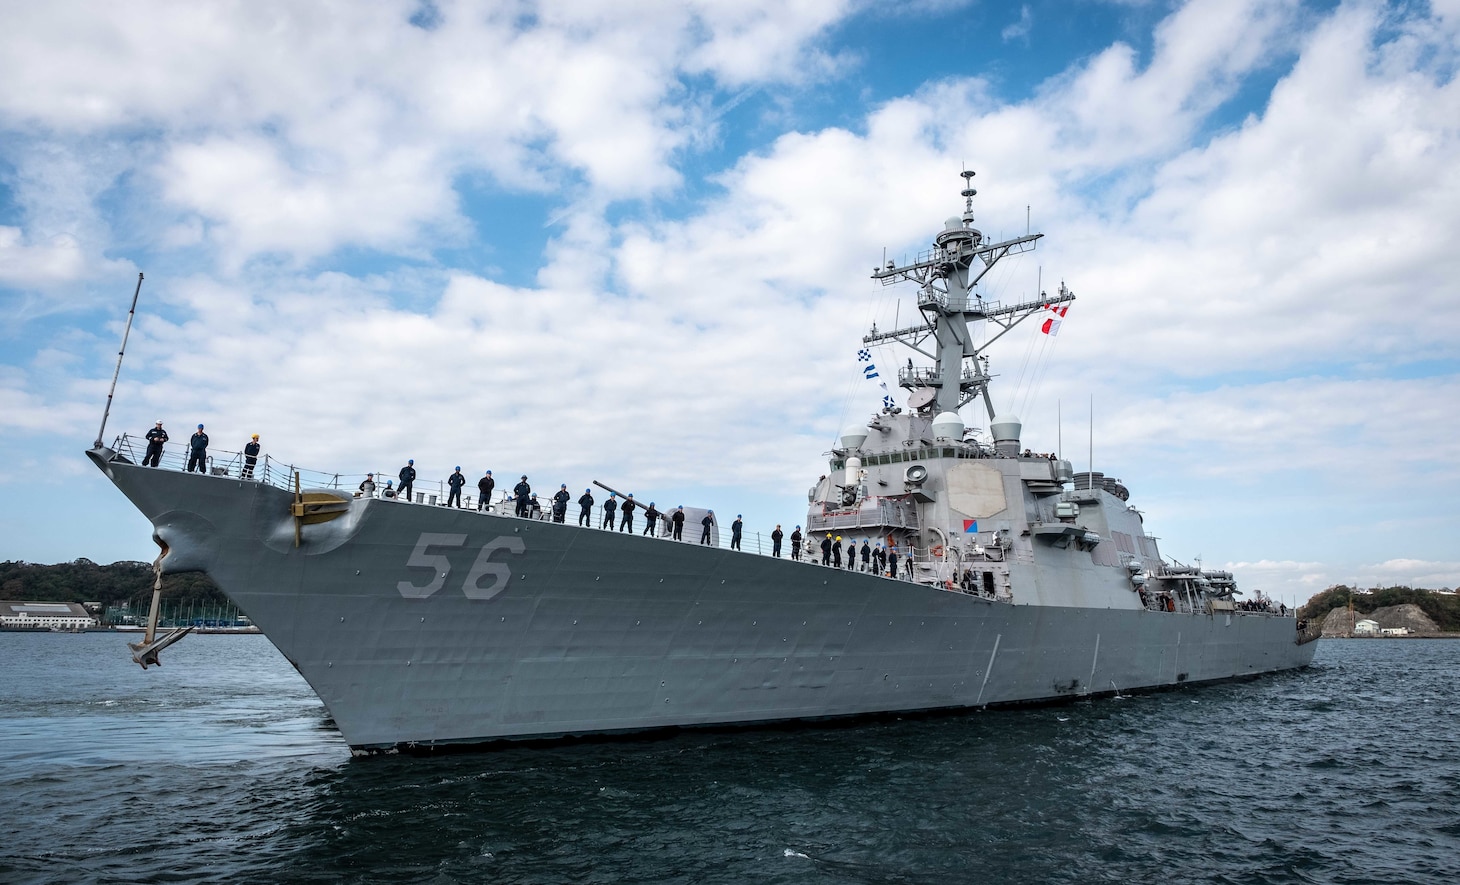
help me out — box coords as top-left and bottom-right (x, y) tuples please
(908, 388), (936, 410)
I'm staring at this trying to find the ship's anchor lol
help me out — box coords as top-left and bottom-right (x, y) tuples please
(128, 548), (193, 669)
(290, 471), (350, 547)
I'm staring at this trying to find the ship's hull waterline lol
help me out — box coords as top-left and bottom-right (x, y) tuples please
(91, 450), (1315, 753)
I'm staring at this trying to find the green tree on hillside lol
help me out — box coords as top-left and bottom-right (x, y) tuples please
(1299, 584), (1460, 632)
(0, 560), (227, 610)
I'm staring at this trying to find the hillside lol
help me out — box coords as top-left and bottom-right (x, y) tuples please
(0, 559), (226, 608)
(1300, 585), (1460, 633)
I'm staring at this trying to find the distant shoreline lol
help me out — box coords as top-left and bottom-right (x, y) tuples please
(1320, 634), (1460, 640)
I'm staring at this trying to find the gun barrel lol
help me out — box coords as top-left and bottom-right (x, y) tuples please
(592, 479), (629, 499)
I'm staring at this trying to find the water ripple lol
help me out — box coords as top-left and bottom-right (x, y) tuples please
(1, 634), (1458, 883)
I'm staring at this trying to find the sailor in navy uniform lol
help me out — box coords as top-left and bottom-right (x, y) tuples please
(447, 467), (466, 508)
(513, 476), (532, 517)
(242, 434), (261, 479)
(398, 460), (416, 501)
(186, 424), (209, 473)
(619, 495), (637, 532)
(143, 421), (168, 467)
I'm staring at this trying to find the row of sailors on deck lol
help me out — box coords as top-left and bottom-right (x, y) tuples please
(807, 535), (915, 580)
(1237, 598), (1288, 615)
(360, 466), (728, 545)
(359, 465), (920, 578)
(141, 421), (262, 477)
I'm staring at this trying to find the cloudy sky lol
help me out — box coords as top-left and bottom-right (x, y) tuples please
(1, 0), (1456, 605)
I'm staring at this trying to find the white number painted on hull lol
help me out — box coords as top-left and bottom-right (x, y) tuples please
(463, 537), (526, 600)
(396, 533), (525, 600)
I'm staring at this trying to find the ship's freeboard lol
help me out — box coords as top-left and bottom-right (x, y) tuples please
(88, 174), (1318, 753)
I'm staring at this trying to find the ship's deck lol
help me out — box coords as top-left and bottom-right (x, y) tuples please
(105, 433), (986, 584)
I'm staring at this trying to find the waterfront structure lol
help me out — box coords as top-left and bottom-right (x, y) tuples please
(1, 602), (98, 631)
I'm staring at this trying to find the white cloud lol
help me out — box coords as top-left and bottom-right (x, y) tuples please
(0, 227), (87, 287)
(1024, 0), (1297, 169)
(1001, 5), (1033, 43)
(158, 134), (462, 269)
(0, 0), (859, 273)
(682, 0), (854, 85)
(0, 141), (136, 295)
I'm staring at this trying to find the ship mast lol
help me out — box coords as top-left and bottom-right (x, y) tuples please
(864, 170), (1073, 419)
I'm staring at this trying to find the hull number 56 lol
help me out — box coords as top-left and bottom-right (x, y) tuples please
(396, 533), (526, 601)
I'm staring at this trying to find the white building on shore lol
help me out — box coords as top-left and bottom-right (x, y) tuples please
(0, 602), (98, 630)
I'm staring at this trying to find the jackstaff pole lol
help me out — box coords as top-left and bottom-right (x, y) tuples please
(95, 272), (144, 448)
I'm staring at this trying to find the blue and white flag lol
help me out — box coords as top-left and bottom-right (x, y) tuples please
(858, 348), (891, 405)
(857, 348), (882, 380)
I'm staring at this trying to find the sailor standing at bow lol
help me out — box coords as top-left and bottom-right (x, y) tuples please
(186, 424), (209, 473)
(143, 421), (168, 467)
(242, 434), (261, 479)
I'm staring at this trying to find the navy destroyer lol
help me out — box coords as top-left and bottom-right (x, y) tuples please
(88, 173), (1319, 753)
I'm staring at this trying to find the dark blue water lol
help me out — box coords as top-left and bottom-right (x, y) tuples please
(2, 634), (1456, 884)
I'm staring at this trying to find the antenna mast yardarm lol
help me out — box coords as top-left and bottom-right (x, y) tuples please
(863, 172), (1072, 419)
(95, 272), (144, 448)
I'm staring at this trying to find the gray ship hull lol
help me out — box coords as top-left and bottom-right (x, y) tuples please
(91, 449), (1315, 753)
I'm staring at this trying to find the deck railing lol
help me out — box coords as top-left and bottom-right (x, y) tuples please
(105, 433), (942, 586)
(104, 435), (1303, 617)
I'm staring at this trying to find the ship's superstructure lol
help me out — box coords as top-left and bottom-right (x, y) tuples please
(809, 170), (1199, 614)
(88, 173), (1318, 754)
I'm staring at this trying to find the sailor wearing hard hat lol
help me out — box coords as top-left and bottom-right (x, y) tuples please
(242, 433), (261, 479)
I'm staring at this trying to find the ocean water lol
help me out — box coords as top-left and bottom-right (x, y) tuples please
(1, 633), (1456, 884)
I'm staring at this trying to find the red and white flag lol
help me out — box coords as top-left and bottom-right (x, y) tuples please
(1041, 302), (1069, 335)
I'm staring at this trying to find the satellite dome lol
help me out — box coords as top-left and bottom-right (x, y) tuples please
(945, 216), (963, 231)
(931, 411), (964, 441)
(990, 414), (1022, 456)
(839, 425), (869, 451)
(990, 414), (1022, 442)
